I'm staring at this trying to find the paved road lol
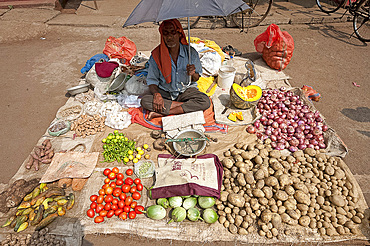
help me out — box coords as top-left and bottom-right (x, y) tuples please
(0, 0), (369, 245)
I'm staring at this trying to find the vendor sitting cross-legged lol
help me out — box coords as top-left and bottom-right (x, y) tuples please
(141, 19), (211, 120)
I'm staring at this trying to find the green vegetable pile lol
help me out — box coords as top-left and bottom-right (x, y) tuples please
(145, 195), (218, 224)
(101, 130), (136, 163)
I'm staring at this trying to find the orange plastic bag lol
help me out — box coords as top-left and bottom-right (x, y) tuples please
(103, 36), (137, 65)
(254, 24), (294, 70)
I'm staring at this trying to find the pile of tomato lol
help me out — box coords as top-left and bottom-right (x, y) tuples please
(86, 167), (144, 223)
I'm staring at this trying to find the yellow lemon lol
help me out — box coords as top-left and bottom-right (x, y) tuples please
(123, 157), (129, 163)
(128, 155), (134, 160)
(143, 144), (149, 149)
(144, 154), (150, 159)
(136, 147), (142, 152)
(128, 150), (133, 155)
(133, 158), (139, 163)
(138, 150), (144, 155)
(136, 154), (142, 159)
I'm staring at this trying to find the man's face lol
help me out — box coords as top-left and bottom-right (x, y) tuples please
(162, 22), (180, 49)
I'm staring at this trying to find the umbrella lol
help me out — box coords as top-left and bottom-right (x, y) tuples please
(123, 0), (250, 81)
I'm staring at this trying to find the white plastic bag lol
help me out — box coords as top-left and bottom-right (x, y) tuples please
(105, 111), (132, 129)
(124, 75), (150, 96)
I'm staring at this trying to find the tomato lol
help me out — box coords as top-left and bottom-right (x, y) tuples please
(116, 173), (124, 180)
(96, 204), (105, 213)
(86, 209), (95, 218)
(90, 202), (97, 209)
(107, 210), (115, 218)
(104, 203), (112, 211)
(123, 205), (131, 213)
(96, 195), (104, 204)
(105, 186), (113, 195)
(129, 211), (136, 219)
(132, 192), (141, 200)
(94, 216), (104, 223)
(130, 186), (137, 193)
(114, 208), (123, 216)
(99, 210), (108, 217)
(119, 193), (127, 201)
(112, 198), (119, 205)
(111, 204), (118, 210)
(134, 178), (141, 185)
(113, 188), (122, 197)
(102, 183), (109, 189)
(103, 168), (111, 176)
(130, 201), (137, 209)
(104, 195), (113, 203)
(116, 179), (124, 186)
(90, 195), (98, 202)
(122, 184), (131, 193)
(119, 212), (127, 220)
(125, 196), (133, 206)
(98, 189), (105, 196)
(135, 205), (145, 214)
(126, 169), (133, 176)
(112, 167), (120, 174)
(104, 178), (111, 184)
(118, 200), (125, 209)
(136, 183), (143, 191)
(125, 177), (134, 185)
(108, 172), (116, 180)
(110, 182), (117, 189)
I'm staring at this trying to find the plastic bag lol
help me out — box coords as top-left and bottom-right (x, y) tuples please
(103, 36), (137, 65)
(85, 64), (120, 88)
(124, 75), (150, 96)
(254, 24), (294, 70)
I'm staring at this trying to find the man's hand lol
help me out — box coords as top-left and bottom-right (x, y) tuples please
(186, 64), (200, 82)
(153, 93), (165, 113)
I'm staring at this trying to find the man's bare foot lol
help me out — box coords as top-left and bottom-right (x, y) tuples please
(147, 111), (163, 121)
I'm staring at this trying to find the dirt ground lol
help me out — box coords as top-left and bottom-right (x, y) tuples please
(0, 14), (369, 246)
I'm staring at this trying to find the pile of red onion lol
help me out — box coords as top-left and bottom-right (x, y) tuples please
(247, 87), (328, 152)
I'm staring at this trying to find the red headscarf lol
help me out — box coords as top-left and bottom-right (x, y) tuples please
(151, 19), (188, 84)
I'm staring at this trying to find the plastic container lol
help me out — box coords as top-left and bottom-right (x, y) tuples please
(48, 119), (71, 136)
(217, 65), (236, 89)
(134, 160), (155, 179)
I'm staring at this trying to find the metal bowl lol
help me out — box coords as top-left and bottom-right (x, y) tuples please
(67, 84), (90, 96)
(108, 73), (128, 92)
(172, 129), (207, 157)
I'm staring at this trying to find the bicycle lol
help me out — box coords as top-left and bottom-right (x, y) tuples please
(316, 0), (370, 42)
(178, 0), (274, 30)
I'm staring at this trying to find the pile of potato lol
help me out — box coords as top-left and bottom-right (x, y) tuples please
(1, 228), (66, 246)
(218, 137), (365, 239)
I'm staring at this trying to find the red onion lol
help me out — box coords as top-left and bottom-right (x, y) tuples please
(314, 145), (320, 150)
(312, 127), (322, 136)
(247, 125), (257, 134)
(322, 125), (328, 132)
(290, 139), (299, 147)
(289, 146), (298, 152)
(298, 144), (307, 150)
(318, 142), (326, 149)
(271, 135), (277, 142)
(271, 142), (277, 148)
(307, 144), (315, 149)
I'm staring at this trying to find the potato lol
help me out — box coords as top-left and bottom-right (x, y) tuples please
(294, 190), (311, 205)
(228, 193), (245, 207)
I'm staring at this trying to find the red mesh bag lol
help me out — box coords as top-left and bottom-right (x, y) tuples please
(103, 36), (137, 65)
(254, 24), (294, 70)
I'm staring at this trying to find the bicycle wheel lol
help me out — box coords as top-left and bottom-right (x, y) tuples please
(353, 0), (370, 42)
(178, 17), (201, 29)
(232, 0), (273, 29)
(316, 0), (345, 14)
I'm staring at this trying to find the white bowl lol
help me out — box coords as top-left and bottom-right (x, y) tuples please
(67, 84), (90, 96)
